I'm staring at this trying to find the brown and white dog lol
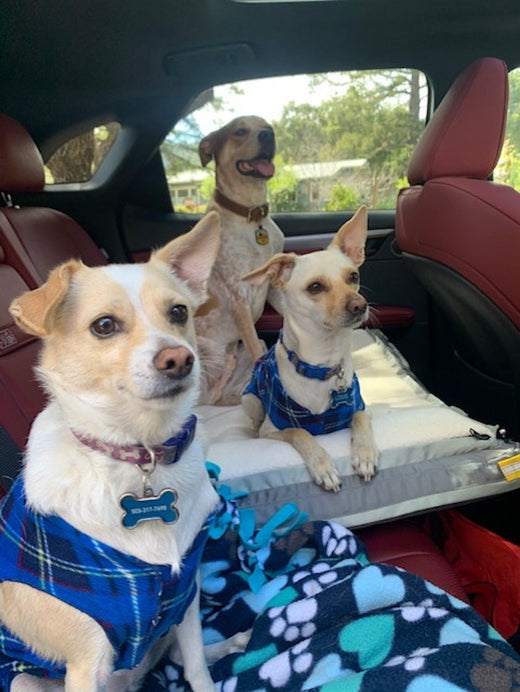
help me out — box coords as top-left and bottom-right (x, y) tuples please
(195, 115), (284, 406)
(241, 207), (378, 492)
(0, 214), (222, 692)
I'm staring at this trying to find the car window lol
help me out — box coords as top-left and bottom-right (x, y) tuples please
(44, 122), (121, 184)
(161, 70), (428, 213)
(495, 67), (520, 189)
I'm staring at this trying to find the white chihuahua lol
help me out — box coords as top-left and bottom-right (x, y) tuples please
(241, 206), (378, 492)
(0, 213), (221, 692)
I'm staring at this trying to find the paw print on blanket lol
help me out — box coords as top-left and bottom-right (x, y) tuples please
(293, 561), (339, 597)
(470, 647), (520, 691)
(322, 522), (359, 558)
(259, 639), (313, 688)
(267, 598), (317, 642)
(385, 646), (439, 672)
(163, 663), (184, 692)
(399, 598), (449, 622)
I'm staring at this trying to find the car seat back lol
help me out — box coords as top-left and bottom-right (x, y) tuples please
(395, 57), (520, 437)
(0, 113), (108, 488)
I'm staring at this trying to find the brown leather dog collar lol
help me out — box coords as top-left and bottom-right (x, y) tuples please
(214, 188), (269, 224)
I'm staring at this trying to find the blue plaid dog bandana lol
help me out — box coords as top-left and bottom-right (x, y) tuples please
(0, 476), (210, 687)
(243, 344), (365, 435)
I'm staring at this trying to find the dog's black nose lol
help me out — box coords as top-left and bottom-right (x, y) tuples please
(346, 294), (367, 316)
(258, 127), (275, 157)
(153, 346), (194, 379)
(259, 127), (274, 145)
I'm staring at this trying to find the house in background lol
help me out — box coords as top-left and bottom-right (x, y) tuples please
(166, 158), (368, 212)
(166, 169), (209, 210)
(290, 159), (367, 210)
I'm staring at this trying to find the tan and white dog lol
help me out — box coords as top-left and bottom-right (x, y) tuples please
(195, 115), (284, 406)
(1, 213), (222, 692)
(241, 207), (377, 492)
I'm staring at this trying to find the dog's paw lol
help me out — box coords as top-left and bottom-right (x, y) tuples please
(204, 630), (252, 663)
(308, 449), (342, 492)
(351, 444), (378, 483)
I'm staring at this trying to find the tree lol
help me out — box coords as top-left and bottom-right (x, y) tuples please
(45, 123), (120, 183)
(267, 156), (301, 212)
(325, 182), (359, 211)
(161, 88), (244, 178)
(272, 69), (426, 208)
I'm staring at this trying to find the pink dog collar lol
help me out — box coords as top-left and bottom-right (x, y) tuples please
(72, 415), (197, 466)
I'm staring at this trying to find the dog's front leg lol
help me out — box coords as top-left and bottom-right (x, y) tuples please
(11, 674), (64, 691)
(230, 297), (265, 363)
(242, 392), (266, 432)
(350, 410), (378, 482)
(267, 428), (342, 492)
(173, 583), (215, 692)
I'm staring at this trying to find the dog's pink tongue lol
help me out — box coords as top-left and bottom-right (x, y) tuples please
(254, 159), (275, 178)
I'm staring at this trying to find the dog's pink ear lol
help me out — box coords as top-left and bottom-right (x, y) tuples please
(199, 133), (216, 167)
(242, 253), (297, 289)
(329, 205), (368, 267)
(154, 211), (221, 305)
(9, 260), (83, 337)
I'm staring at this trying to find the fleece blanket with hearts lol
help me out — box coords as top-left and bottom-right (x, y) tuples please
(145, 512), (520, 692)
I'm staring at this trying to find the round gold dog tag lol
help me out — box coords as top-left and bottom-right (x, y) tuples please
(255, 227), (269, 245)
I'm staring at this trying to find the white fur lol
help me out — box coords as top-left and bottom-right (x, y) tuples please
(3, 214), (222, 691)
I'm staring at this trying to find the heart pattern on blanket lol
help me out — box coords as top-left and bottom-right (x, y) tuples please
(144, 519), (520, 692)
(405, 674), (468, 691)
(353, 565), (406, 613)
(439, 618), (482, 646)
(339, 614), (395, 668)
(301, 653), (355, 690)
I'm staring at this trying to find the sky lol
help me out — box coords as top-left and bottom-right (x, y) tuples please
(192, 74), (341, 134)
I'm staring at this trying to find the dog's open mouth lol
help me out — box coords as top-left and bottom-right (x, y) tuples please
(236, 157), (275, 179)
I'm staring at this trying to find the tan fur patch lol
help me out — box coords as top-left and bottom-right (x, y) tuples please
(37, 262), (198, 397)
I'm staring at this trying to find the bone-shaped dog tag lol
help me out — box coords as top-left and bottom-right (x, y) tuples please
(120, 488), (179, 529)
(329, 386), (354, 409)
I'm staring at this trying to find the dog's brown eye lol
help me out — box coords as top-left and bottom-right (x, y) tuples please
(90, 316), (118, 338)
(234, 128), (249, 136)
(169, 304), (188, 325)
(348, 271), (360, 284)
(307, 281), (325, 295)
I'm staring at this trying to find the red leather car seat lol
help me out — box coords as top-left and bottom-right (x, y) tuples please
(0, 113), (106, 288)
(396, 57), (520, 438)
(0, 113), (107, 478)
(359, 520), (468, 603)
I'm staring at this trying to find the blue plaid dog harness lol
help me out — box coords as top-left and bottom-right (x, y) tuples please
(0, 476), (210, 687)
(243, 343), (365, 435)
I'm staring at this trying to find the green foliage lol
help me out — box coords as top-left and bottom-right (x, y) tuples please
(267, 156), (302, 212)
(325, 182), (359, 211)
(272, 70), (425, 209)
(507, 70), (520, 154)
(161, 114), (204, 177)
(495, 138), (520, 190)
(496, 70), (520, 192)
(199, 171), (216, 202)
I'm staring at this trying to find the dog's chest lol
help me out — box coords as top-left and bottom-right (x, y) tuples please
(219, 218), (281, 265)
(214, 216), (283, 315)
